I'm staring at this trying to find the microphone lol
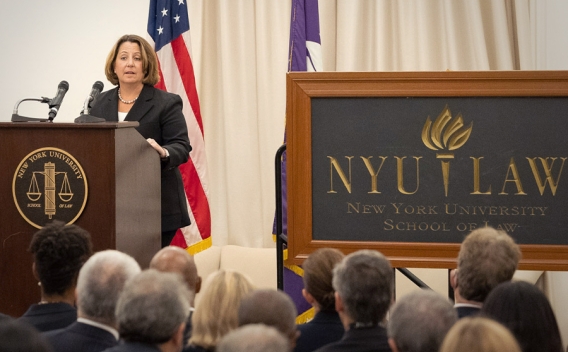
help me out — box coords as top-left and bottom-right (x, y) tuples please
(81, 81), (104, 115)
(48, 80), (70, 120)
(75, 81), (106, 123)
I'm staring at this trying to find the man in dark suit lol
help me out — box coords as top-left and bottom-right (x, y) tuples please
(150, 246), (202, 343)
(315, 250), (393, 352)
(450, 227), (521, 318)
(103, 269), (190, 352)
(44, 250), (141, 352)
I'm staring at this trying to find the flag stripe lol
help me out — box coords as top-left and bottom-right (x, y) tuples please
(148, 0), (211, 250)
(156, 40), (208, 183)
(170, 35), (204, 135)
(179, 159), (211, 236)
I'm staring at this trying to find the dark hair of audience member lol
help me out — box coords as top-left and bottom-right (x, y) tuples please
(0, 319), (54, 352)
(302, 248), (344, 311)
(29, 220), (93, 295)
(481, 281), (564, 352)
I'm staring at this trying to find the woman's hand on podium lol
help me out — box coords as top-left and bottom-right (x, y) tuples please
(146, 138), (168, 159)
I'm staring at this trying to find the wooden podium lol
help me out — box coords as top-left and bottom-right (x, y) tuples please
(0, 122), (161, 317)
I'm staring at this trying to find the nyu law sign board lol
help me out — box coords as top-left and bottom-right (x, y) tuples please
(286, 71), (568, 270)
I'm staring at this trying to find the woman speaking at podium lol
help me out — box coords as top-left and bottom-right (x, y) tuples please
(90, 34), (192, 247)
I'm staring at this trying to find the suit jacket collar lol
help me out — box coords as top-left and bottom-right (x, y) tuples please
(102, 85), (154, 122)
(124, 84), (154, 123)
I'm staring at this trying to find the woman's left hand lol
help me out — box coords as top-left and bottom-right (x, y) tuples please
(146, 138), (167, 158)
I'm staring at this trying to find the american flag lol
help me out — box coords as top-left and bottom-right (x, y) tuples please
(147, 0), (211, 253)
(277, 0), (323, 324)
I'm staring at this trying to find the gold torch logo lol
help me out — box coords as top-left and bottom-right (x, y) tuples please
(422, 105), (473, 196)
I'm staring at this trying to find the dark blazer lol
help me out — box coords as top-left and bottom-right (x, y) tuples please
(182, 311), (193, 345)
(295, 310), (344, 352)
(455, 305), (481, 319)
(43, 321), (118, 352)
(102, 341), (161, 352)
(315, 324), (391, 352)
(90, 85), (192, 232)
(182, 344), (213, 352)
(18, 303), (77, 332)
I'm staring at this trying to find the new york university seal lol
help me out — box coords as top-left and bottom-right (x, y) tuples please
(13, 147), (88, 228)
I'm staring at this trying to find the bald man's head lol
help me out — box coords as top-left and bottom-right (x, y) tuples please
(150, 246), (201, 306)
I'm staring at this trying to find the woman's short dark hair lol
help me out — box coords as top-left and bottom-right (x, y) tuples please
(481, 281), (563, 352)
(104, 34), (160, 86)
(29, 220), (93, 296)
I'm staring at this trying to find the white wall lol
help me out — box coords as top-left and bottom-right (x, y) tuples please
(0, 0), (148, 122)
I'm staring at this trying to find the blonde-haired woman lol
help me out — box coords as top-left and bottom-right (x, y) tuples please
(185, 270), (254, 352)
(439, 316), (521, 352)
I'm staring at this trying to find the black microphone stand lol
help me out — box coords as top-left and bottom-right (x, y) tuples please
(11, 97), (52, 122)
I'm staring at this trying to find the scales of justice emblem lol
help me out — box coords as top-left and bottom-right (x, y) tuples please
(27, 162), (74, 218)
(13, 147), (88, 229)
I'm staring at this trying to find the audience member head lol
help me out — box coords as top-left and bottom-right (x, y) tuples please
(332, 249), (393, 326)
(387, 289), (457, 352)
(217, 324), (290, 352)
(238, 289), (298, 347)
(29, 220), (93, 299)
(301, 248), (344, 312)
(76, 250), (141, 327)
(481, 281), (563, 352)
(116, 269), (190, 351)
(150, 246), (201, 307)
(189, 270), (254, 350)
(0, 319), (53, 352)
(456, 227), (520, 303)
(439, 316), (521, 352)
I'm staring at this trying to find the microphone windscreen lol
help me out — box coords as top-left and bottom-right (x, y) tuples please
(59, 80), (70, 91)
(93, 81), (104, 91)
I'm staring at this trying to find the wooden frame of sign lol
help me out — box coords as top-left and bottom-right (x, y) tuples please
(286, 71), (568, 270)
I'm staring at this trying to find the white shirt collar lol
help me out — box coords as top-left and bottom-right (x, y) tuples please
(77, 317), (119, 340)
(454, 302), (482, 309)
